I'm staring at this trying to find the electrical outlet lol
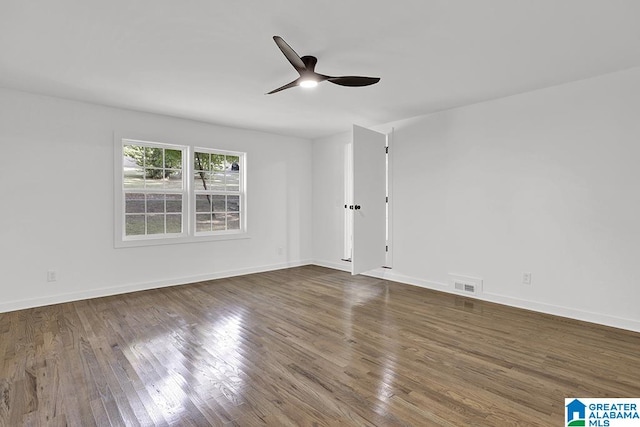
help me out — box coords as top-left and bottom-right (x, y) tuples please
(522, 272), (532, 285)
(47, 270), (57, 282)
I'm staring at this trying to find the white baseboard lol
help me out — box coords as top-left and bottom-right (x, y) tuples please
(312, 260), (640, 333)
(6, 258), (639, 334)
(479, 291), (640, 333)
(312, 259), (351, 272)
(364, 268), (450, 290)
(0, 259), (313, 314)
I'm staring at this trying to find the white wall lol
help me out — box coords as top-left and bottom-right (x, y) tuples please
(0, 87), (313, 312)
(313, 67), (640, 332)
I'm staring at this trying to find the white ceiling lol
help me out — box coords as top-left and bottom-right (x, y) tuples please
(1, 1), (639, 139)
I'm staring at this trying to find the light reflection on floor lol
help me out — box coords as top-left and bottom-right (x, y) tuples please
(125, 311), (246, 423)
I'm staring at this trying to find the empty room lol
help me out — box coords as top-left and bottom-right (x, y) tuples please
(1, 1), (640, 426)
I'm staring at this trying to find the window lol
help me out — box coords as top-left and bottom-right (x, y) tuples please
(193, 149), (243, 234)
(116, 138), (246, 247)
(122, 142), (186, 238)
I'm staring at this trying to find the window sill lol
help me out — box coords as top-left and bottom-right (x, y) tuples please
(115, 232), (250, 248)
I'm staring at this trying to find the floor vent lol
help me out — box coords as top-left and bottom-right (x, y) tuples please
(449, 274), (483, 295)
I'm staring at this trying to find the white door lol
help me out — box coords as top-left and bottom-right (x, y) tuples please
(351, 125), (387, 275)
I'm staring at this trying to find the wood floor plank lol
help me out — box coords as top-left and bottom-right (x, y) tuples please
(1, 265), (639, 425)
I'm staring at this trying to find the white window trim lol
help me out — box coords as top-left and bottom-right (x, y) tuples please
(114, 137), (248, 248)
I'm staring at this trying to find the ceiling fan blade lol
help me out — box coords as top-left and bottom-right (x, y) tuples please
(273, 36), (306, 73)
(327, 76), (380, 87)
(266, 78), (300, 95)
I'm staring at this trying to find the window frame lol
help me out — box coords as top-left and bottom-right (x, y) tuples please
(114, 138), (248, 248)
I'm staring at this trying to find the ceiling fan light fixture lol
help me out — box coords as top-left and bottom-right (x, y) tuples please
(300, 79), (318, 88)
(267, 36), (380, 94)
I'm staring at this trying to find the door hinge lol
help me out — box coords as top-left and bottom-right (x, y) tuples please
(385, 146), (389, 154)
(385, 245), (389, 252)
(385, 196), (388, 203)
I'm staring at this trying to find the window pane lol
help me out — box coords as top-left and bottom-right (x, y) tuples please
(196, 195), (211, 212)
(194, 152), (210, 172)
(125, 215), (145, 236)
(212, 195), (226, 212)
(226, 171), (239, 192)
(193, 172), (208, 190)
(147, 214), (165, 234)
(146, 194), (164, 213)
(212, 213), (225, 231)
(165, 170), (183, 189)
(165, 149), (182, 169)
(227, 213), (240, 230)
(204, 172), (215, 188)
(145, 147), (163, 168)
(166, 194), (182, 213)
(209, 173), (225, 191)
(145, 169), (165, 188)
(123, 165), (144, 189)
(227, 195), (240, 212)
(196, 214), (211, 232)
(123, 145), (145, 167)
(125, 193), (145, 213)
(166, 214), (182, 233)
(226, 155), (240, 171)
(211, 154), (225, 171)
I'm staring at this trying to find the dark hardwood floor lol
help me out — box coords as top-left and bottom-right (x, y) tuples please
(1, 265), (639, 426)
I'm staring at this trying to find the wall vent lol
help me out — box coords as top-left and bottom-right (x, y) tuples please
(449, 274), (483, 296)
(454, 282), (476, 293)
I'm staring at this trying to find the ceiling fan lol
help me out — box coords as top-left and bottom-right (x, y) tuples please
(267, 36), (380, 94)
